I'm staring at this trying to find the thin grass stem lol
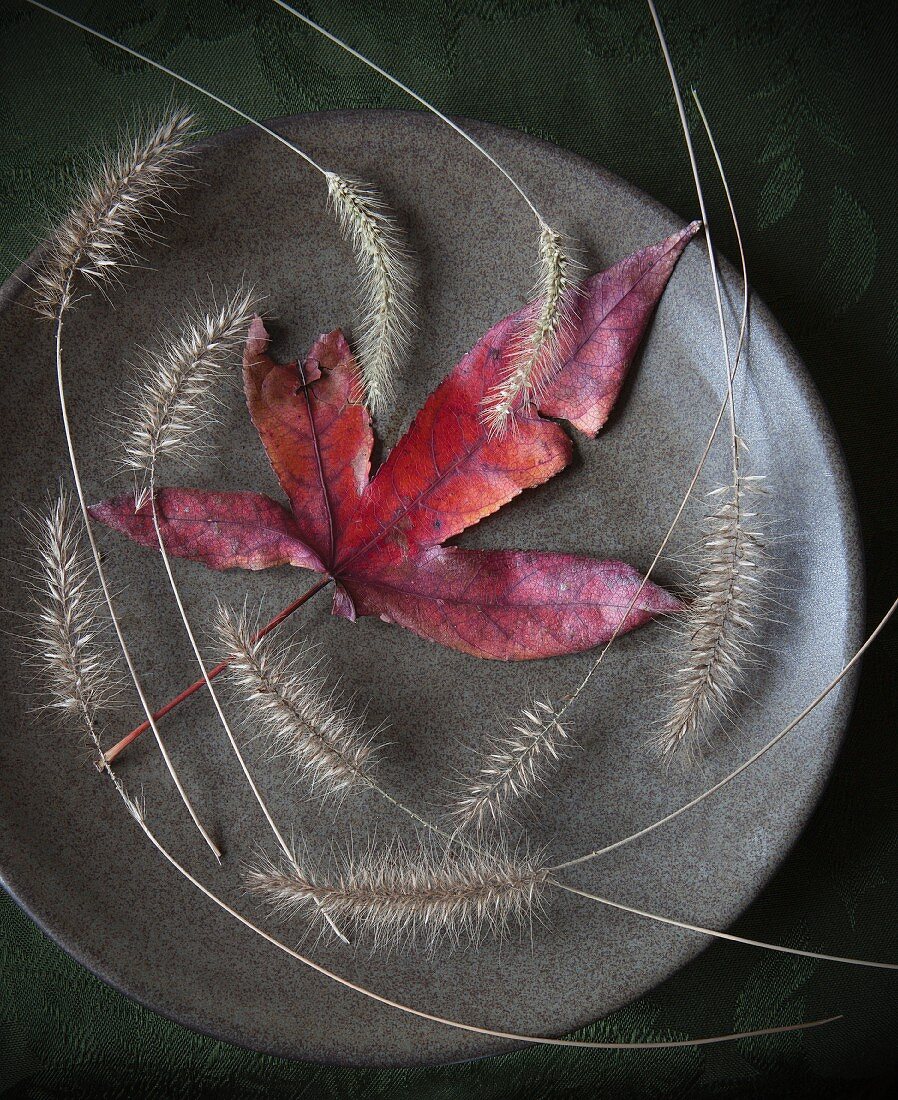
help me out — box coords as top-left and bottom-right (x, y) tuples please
(55, 290), (220, 861)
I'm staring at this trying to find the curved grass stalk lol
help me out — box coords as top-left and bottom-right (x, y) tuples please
(449, 698), (567, 832)
(551, 879), (898, 971)
(123, 286), (349, 940)
(135, 806), (839, 1049)
(549, 594), (898, 872)
(325, 174), (414, 413)
(482, 222), (576, 433)
(26, 0), (415, 413)
(647, 0), (769, 764)
(37, 105), (220, 860)
(216, 608), (460, 839)
(509, 9), (756, 789)
(653, 470), (767, 762)
(248, 837), (546, 951)
(56, 292), (220, 861)
(269, 0), (574, 431)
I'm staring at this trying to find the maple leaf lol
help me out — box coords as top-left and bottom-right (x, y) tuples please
(92, 223), (698, 660)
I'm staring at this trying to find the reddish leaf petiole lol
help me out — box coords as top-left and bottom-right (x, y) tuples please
(101, 576), (332, 764)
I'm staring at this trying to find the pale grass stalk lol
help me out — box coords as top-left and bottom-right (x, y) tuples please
(269, 0), (574, 431)
(246, 834), (898, 970)
(27, 1), (415, 414)
(325, 174), (414, 412)
(653, 471), (767, 763)
(248, 837), (547, 951)
(24, 490), (147, 821)
(23, 491), (124, 741)
(121, 286), (256, 507)
(215, 606), (440, 836)
(123, 288), (348, 940)
(647, 0), (769, 764)
(40, 108), (220, 860)
(32, 109), (195, 318)
(450, 698), (567, 831)
(136, 812), (840, 1048)
(482, 222), (576, 433)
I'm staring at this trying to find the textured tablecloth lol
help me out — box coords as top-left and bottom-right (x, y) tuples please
(1, 0), (896, 1095)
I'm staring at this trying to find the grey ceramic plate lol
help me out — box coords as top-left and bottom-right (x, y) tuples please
(0, 111), (862, 1067)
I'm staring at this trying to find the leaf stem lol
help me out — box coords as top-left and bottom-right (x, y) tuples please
(102, 575), (332, 764)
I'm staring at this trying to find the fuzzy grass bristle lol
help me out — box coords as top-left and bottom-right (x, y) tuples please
(247, 836), (546, 951)
(481, 221), (575, 434)
(450, 698), (567, 831)
(325, 172), (414, 415)
(214, 603), (380, 800)
(119, 285), (256, 505)
(652, 472), (768, 764)
(23, 490), (123, 735)
(33, 108), (196, 318)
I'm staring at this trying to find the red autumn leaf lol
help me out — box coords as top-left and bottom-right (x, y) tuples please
(333, 311), (572, 569)
(541, 220), (701, 435)
(91, 226), (696, 659)
(337, 546), (681, 660)
(243, 322), (372, 568)
(91, 487), (322, 572)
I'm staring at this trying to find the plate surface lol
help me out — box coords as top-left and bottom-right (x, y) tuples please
(0, 111), (862, 1066)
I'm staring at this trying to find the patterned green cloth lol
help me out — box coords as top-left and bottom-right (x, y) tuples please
(1, 1), (896, 1095)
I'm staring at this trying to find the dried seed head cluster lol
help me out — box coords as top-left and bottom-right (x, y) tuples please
(450, 698), (567, 831)
(653, 471), (767, 764)
(119, 286), (256, 505)
(33, 108), (196, 318)
(23, 490), (124, 733)
(247, 836), (546, 951)
(482, 221), (575, 434)
(325, 172), (414, 415)
(215, 603), (380, 800)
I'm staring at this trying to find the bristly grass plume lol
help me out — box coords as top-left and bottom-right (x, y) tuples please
(33, 108), (196, 318)
(482, 221), (575, 434)
(653, 469), (767, 764)
(450, 698), (567, 831)
(325, 173), (414, 415)
(23, 490), (148, 820)
(23, 491), (124, 763)
(120, 286), (256, 506)
(38, 103), (222, 861)
(247, 835), (546, 951)
(267, 1), (578, 434)
(215, 602), (381, 800)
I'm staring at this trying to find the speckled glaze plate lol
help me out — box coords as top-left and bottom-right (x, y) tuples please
(0, 112), (862, 1066)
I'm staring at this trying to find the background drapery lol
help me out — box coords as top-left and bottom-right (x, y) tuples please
(1, 0), (896, 1095)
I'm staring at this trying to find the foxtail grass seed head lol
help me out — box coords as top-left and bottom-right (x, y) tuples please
(215, 603), (379, 800)
(325, 172), (414, 414)
(450, 698), (567, 831)
(247, 836), (546, 951)
(119, 286), (256, 506)
(33, 108), (196, 318)
(23, 490), (124, 735)
(653, 472), (768, 764)
(482, 221), (575, 434)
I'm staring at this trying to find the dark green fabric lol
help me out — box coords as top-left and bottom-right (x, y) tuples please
(1, 0), (896, 1095)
